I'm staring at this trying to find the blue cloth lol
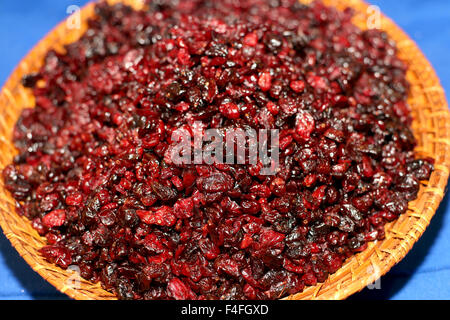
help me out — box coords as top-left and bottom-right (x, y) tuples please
(0, 0), (449, 300)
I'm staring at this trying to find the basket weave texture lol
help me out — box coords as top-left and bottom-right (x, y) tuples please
(0, 0), (449, 300)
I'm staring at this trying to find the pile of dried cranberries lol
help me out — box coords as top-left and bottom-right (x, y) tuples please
(3, 0), (433, 300)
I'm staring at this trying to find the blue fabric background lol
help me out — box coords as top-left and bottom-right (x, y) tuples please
(0, 0), (449, 300)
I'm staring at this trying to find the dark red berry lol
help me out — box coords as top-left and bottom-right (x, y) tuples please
(42, 209), (66, 228)
(290, 80), (305, 93)
(258, 72), (272, 92)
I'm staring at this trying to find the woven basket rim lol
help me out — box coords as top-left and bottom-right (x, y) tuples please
(0, 0), (449, 300)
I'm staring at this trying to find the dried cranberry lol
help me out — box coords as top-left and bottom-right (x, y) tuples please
(42, 209), (66, 228)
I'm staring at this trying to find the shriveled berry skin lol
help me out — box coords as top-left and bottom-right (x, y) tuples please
(2, 0), (433, 300)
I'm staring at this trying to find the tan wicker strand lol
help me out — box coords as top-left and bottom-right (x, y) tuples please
(0, 0), (448, 301)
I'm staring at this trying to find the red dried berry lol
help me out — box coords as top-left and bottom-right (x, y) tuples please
(167, 278), (196, 300)
(290, 80), (305, 93)
(243, 32), (259, 46)
(258, 71), (272, 92)
(42, 209), (66, 228)
(295, 110), (315, 140)
(219, 102), (240, 120)
(137, 207), (177, 227)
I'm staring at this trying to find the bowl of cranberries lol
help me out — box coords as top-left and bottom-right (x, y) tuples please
(0, 0), (448, 300)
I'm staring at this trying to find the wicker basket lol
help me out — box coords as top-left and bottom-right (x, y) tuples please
(0, 0), (449, 300)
